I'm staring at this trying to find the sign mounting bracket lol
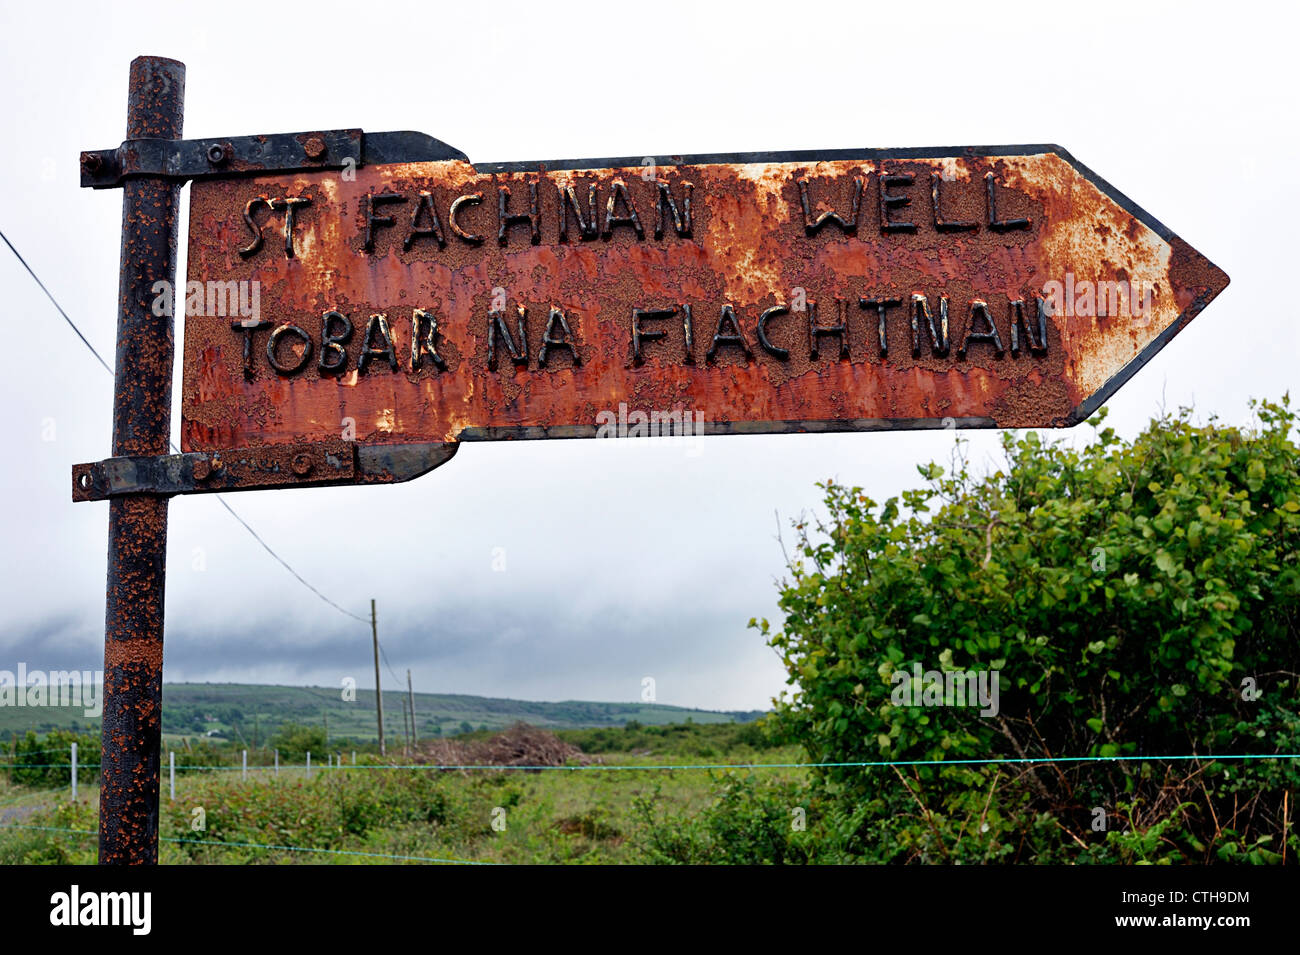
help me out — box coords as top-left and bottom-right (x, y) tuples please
(78, 129), (469, 189)
(71, 440), (459, 500)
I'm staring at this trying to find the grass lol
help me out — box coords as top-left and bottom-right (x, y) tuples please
(0, 723), (805, 865)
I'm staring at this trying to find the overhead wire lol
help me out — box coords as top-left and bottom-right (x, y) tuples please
(2, 226), (373, 630)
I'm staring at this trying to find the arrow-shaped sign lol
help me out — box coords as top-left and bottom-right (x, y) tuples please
(77, 134), (1229, 498)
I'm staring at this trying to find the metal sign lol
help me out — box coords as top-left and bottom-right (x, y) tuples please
(74, 133), (1227, 501)
(74, 56), (1228, 866)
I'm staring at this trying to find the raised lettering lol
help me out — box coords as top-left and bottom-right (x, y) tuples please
(538, 307), (580, 367)
(880, 173), (917, 234)
(363, 193), (406, 252)
(911, 294), (950, 357)
(405, 191), (447, 250)
(318, 310), (353, 374)
(707, 305), (752, 362)
(958, 299), (1006, 358)
(267, 323), (314, 375)
(497, 181), (540, 246)
(449, 193), (485, 245)
(603, 180), (644, 239)
(799, 176), (863, 235)
(411, 308), (447, 371)
(358, 314), (398, 374)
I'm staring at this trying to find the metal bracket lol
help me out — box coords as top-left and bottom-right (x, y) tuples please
(71, 440), (459, 501)
(80, 129), (364, 189)
(79, 129), (471, 189)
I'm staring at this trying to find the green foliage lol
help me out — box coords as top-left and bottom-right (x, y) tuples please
(1, 720), (808, 865)
(171, 739), (246, 775)
(554, 808), (621, 841)
(4, 730), (98, 788)
(634, 774), (816, 864)
(557, 719), (781, 757)
(160, 770), (465, 862)
(754, 399), (1300, 863)
(0, 800), (97, 865)
(269, 722), (328, 762)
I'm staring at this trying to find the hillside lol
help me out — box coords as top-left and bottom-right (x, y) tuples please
(0, 682), (764, 744)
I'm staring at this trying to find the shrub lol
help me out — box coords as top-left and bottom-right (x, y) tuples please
(269, 722), (328, 762)
(4, 730), (99, 788)
(634, 775), (816, 864)
(754, 400), (1300, 863)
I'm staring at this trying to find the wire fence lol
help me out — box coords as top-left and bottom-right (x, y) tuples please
(0, 749), (81, 759)
(5, 750), (1297, 865)
(4, 753), (1298, 772)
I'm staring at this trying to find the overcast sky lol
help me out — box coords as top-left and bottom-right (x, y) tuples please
(0, 0), (1293, 712)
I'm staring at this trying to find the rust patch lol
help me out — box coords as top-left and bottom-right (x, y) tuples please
(104, 638), (165, 671)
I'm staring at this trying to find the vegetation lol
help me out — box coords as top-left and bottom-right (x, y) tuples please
(0, 683), (760, 743)
(269, 722), (328, 762)
(4, 400), (1296, 865)
(4, 730), (98, 787)
(0, 723), (802, 865)
(752, 400), (1300, 863)
(557, 719), (778, 758)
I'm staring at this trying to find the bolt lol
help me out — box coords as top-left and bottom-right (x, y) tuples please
(193, 457), (211, 481)
(303, 136), (327, 160)
(81, 152), (102, 173)
(291, 453), (313, 476)
(207, 144), (228, 166)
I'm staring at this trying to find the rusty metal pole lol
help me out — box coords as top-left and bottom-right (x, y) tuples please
(98, 55), (185, 865)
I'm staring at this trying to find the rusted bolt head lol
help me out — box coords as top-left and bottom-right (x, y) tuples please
(207, 144), (228, 165)
(303, 137), (327, 160)
(193, 457), (211, 481)
(81, 152), (102, 173)
(291, 453), (313, 476)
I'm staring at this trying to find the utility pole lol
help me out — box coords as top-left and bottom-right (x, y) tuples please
(407, 669), (418, 752)
(371, 598), (385, 756)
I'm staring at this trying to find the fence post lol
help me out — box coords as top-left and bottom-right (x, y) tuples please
(352, 751), (356, 766)
(306, 751), (311, 776)
(242, 750), (247, 781)
(169, 751), (174, 802)
(70, 742), (78, 802)
(274, 749), (279, 776)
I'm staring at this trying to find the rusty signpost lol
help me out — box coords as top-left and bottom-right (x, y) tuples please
(75, 56), (1227, 863)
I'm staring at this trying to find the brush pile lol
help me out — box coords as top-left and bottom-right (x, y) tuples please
(410, 722), (593, 770)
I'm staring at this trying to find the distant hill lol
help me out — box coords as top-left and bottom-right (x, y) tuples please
(0, 682), (765, 744)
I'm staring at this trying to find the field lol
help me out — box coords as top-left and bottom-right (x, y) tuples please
(0, 722), (806, 865)
(0, 682), (763, 743)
